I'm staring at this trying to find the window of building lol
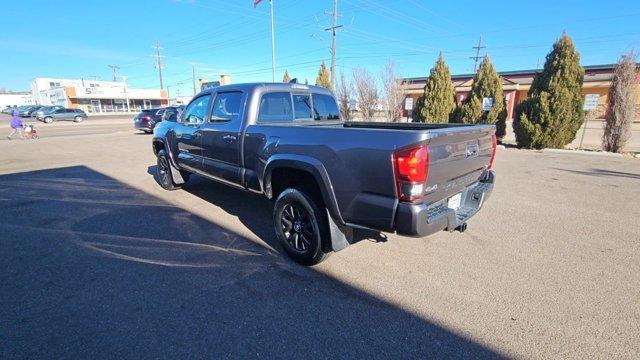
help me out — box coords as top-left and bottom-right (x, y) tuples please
(293, 94), (312, 120)
(210, 92), (243, 123)
(312, 94), (340, 120)
(183, 94), (211, 125)
(258, 92), (293, 123)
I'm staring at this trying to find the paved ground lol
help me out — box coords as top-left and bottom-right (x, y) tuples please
(1, 115), (639, 359)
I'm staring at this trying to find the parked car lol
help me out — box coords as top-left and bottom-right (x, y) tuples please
(33, 105), (64, 118)
(160, 105), (185, 122)
(37, 108), (87, 123)
(152, 83), (497, 265)
(2, 105), (18, 114)
(134, 108), (166, 133)
(18, 105), (40, 117)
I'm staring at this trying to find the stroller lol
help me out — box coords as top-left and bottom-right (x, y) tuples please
(23, 124), (39, 140)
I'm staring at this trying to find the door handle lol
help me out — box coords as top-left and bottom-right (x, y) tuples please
(223, 135), (237, 142)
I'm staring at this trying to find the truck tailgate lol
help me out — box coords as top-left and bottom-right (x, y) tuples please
(424, 125), (495, 205)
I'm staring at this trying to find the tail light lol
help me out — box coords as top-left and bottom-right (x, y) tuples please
(488, 134), (497, 169)
(393, 145), (429, 202)
(140, 115), (151, 121)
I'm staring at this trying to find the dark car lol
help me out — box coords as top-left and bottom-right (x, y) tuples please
(18, 105), (41, 117)
(152, 83), (497, 265)
(134, 108), (165, 133)
(37, 108), (87, 123)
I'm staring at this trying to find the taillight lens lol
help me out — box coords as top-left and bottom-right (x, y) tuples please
(488, 134), (497, 169)
(393, 145), (429, 202)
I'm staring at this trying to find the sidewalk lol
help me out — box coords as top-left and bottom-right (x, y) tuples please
(502, 120), (640, 153)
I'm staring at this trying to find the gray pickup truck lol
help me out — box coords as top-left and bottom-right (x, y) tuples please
(152, 83), (496, 265)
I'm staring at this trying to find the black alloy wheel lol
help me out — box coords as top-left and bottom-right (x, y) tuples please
(274, 188), (330, 265)
(281, 203), (315, 252)
(156, 150), (178, 191)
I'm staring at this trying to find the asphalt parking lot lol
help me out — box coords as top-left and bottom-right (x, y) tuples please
(1, 115), (639, 359)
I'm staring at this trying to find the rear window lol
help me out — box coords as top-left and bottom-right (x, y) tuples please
(293, 94), (312, 120)
(312, 94), (340, 120)
(258, 92), (293, 123)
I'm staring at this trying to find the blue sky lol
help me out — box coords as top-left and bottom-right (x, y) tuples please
(1, 0), (639, 96)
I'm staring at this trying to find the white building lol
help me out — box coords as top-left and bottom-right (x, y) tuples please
(29, 78), (169, 113)
(0, 92), (36, 108)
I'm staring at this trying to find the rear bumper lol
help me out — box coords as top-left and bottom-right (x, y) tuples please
(134, 120), (154, 131)
(394, 170), (495, 237)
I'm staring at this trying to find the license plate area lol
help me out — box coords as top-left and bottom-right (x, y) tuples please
(448, 192), (462, 211)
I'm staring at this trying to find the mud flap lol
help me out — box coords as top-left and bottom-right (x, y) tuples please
(326, 209), (353, 252)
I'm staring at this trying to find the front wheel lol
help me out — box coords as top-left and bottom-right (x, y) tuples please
(274, 188), (331, 265)
(74, 116), (83, 123)
(44, 117), (53, 124)
(156, 150), (182, 191)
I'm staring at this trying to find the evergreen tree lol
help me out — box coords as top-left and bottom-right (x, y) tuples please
(458, 55), (508, 138)
(282, 70), (291, 83)
(513, 34), (585, 149)
(315, 61), (332, 89)
(412, 53), (456, 123)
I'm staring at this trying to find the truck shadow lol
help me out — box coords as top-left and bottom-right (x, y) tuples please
(146, 165), (389, 249)
(0, 166), (504, 359)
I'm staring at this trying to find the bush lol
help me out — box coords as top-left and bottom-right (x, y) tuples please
(514, 34), (585, 149)
(458, 55), (508, 138)
(412, 53), (456, 123)
(602, 51), (638, 153)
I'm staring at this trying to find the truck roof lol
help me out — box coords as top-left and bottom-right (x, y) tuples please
(196, 82), (334, 97)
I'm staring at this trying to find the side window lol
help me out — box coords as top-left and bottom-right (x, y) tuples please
(183, 95), (211, 125)
(210, 91), (243, 123)
(258, 92), (293, 123)
(293, 94), (312, 120)
(312, 94), (341, 120)
(55, 109), (65, 113)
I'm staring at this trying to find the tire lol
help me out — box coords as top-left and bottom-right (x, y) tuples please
(44, 117), (53, 124)
(274, 188), (331, 265)
(74, 116), (83, 123)
(156, 150), (181, 191)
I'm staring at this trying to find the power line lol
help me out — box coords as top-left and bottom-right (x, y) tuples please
(470, 36), (485, 72)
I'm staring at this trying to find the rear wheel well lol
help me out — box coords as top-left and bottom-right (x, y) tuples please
(270, 168), (325, 208)
(152, 140), (165, 155)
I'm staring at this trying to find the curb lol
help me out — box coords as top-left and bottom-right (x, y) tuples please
(541, 148), (624, 158)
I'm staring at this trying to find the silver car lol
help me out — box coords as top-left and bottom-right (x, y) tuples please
(37, 108), (87, 123)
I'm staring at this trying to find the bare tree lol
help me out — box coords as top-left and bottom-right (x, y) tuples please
(603, 50), (638, 152)
(335, 71), (353, 121)
(381, 60), (405, 122)
(352, 67), (378, 120)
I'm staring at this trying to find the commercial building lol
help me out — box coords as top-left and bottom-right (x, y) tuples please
(30, 78), (169, 113)
(401, 64), (640, 121)
(0, 92), (36, 108)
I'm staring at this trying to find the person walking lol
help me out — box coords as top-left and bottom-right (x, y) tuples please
(8, 110), (24, 140)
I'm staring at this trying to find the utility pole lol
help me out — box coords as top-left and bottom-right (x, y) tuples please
(470, 36), (485, 72)
(121, 76), (130, 113)
(153, 41), (164, 89)
(324, 0), (342, 89)
(107, 65), (120, 81)
(269, 0), (276, 82)
(192, 65), (196, 96)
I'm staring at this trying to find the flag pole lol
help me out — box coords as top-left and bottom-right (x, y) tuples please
(270, 0), (276, 82)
